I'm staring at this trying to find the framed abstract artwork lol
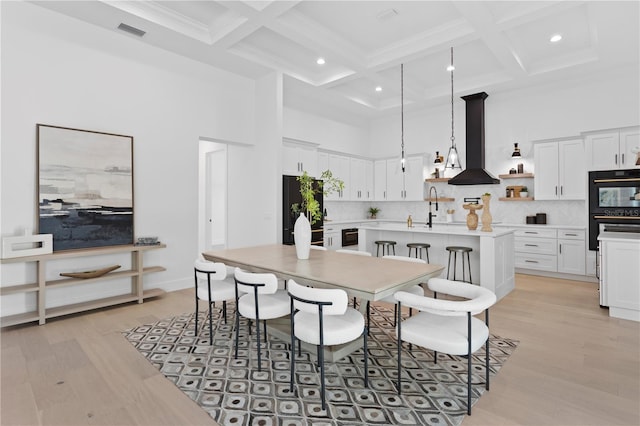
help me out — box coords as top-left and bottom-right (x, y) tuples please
(37, 124), (134, 251)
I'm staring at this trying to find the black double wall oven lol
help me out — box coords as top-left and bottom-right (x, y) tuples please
(588, 169), (640, 251)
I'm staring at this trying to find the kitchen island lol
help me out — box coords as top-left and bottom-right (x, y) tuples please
(358, 223), (515, 300)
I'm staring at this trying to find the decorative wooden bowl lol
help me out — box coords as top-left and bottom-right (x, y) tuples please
(60, 265), (121, 279)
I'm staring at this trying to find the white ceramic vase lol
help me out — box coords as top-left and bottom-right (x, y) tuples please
(294, 212), (311, 260)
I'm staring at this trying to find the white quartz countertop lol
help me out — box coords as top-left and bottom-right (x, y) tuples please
(327, 219), (585, 231)
(598, 231), (640, 242)
(359, 222), (514, 238)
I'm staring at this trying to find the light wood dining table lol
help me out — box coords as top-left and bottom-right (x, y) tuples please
(202, 244), (445, 360)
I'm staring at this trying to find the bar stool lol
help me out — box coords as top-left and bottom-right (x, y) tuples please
(445, 246), (473, 284)
(375, 240), (396, 257)
(407, 243), (430, 262)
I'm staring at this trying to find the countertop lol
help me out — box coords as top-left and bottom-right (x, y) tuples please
(598, 231), (640, 242)
(359, 222), (514, 238)
(324, 219), (585, 231)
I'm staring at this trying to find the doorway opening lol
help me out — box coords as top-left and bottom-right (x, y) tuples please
(199, 140), (227, 253)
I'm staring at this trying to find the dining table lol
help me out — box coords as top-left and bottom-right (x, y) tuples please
(202, 244), (445, 360)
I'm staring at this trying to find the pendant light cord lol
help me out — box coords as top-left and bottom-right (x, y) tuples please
(401, 63), (405, 172)
(450, 47), (455, 146)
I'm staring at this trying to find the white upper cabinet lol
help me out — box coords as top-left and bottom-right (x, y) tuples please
(350, 158), (365, 200)
(364, 160), (374, 201)
(385, 156), (425, 201)
(349, 158), (374, 201)
(534, 139), (586, 200)
(374, 160), (387, 201)
(386, 158), (405, 201)
(585, 127), (640, 171)
(325, 154), (350, 200)
(404, 156), (426, 200)
(283, 139), (318, 176)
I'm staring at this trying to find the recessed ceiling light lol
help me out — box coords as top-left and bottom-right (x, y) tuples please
(375, 86), (382, 92)
(316, 57), (325, 65)
(550, 34), (562, 43)
(446, 64), (455, 72)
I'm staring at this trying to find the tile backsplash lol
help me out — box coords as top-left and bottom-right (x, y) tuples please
(325, 184), (587, 226)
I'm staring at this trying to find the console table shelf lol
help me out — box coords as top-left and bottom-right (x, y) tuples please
(1, 244), (166, 327)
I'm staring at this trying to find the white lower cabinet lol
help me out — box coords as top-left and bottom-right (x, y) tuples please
(513, 227), (586, 276)
(557, 230), (586, 275)
(324, 225), (340, 250)
(514, 228), (557, 271)
(599, 236), (640, 321)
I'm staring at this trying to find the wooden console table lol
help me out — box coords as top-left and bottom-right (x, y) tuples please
(1, 244), (166, 327)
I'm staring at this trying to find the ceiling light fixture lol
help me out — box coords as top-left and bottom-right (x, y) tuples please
(316, 57), (325, 65)
(400, 63), (406, 173)
(444, 47), (462, 174)
(375, 86), (382, 92)
(511, 142), (522, 158)
(550, 34), (562, 43)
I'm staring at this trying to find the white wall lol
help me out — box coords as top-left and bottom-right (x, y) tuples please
(283, 107), (370, 156)
(0, 2), (267, 316)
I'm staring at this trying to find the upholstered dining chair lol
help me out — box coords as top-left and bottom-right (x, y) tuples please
(193, 258), (236, 345)
(335, 249), (372, 307)
(287, 278), (369, 411)
(394, 278), (497, 415)
(234, 268), (290, 371)
(378, 255), (426, 327)
(335, 249), (371, 256)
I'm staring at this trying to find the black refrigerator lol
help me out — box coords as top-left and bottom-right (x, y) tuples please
(282, 175), (324, 246)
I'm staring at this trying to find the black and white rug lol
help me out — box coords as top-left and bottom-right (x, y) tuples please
(123, 303), (518, 426)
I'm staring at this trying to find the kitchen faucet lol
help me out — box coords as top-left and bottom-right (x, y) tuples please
(428, 186), (438, 229)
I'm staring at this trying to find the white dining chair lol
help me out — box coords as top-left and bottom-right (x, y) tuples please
(395, 278), (497, 415)
(287, 278), (368, 411)
(335, 249), (371, 256)
(336, 249), (372, 307)
(234, 268), (290, 371)
(193, 258), (236, 345)
(377, 255), (426, 327)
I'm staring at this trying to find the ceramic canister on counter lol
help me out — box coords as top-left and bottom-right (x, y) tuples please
(536, 213), (547, 224)
(526, 216), (536, 224)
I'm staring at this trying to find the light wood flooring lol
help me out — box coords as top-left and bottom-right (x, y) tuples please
(1, 274), (638, 425)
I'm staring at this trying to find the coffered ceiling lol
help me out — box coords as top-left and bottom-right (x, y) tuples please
(32, 1), (640, 122)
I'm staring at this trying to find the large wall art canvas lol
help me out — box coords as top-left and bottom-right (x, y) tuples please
(37, 124), (134, 251)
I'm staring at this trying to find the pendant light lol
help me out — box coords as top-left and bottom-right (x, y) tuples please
(512, 142), (522, 157)
(400, 63), (406, 173)
(444, 47), (462, 173)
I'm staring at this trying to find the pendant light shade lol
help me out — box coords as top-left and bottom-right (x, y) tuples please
(512, 142), (522, 158)
(444, 47), (462, 173)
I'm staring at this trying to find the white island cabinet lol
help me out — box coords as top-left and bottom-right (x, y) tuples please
(358, 223), (515, 300)
(598, 232), (640, 322)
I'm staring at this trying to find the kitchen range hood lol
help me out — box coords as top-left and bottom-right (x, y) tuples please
(448, 92), (500, 185)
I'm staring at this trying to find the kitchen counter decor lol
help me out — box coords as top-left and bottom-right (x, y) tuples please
(463, 203), (483, 230)
(481, 193), (493, 232)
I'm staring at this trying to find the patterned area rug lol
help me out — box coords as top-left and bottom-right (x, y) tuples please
(123, 303), (518, 426)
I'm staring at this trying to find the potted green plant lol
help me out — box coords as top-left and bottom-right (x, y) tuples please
(520, 186), (529, 198)
(294, 170), (343, 225)
(293, 170), (343, 259)
(368, 207), (380, 219)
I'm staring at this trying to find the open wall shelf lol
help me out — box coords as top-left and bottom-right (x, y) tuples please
(1, 244), (167, 327)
